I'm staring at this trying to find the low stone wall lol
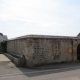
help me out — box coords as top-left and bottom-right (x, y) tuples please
(5, 53), (25, 66)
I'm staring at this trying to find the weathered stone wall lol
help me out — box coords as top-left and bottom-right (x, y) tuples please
(60, 39), (72, 62)
(7, 38), (34, 67)
(7, 37), (76, 67)
(32, 38), (73, 66)
(73, 39), (80, 61)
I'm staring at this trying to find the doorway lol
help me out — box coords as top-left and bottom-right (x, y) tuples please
(77, 44), (80, 61)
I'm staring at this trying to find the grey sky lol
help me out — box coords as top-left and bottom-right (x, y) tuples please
(0, 0), (80, 38)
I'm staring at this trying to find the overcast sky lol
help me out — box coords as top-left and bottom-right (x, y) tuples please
(0, 0), (80, 39)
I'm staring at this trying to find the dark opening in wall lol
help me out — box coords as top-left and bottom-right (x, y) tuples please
(77, 44), (80, 61)
(1, 41), (7, 52)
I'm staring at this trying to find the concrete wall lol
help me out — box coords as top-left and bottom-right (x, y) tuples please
(7, 37), (77, 67)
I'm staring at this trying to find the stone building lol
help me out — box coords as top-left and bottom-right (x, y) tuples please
(6, 33), (80, 67)
(0, 33), (8, 52)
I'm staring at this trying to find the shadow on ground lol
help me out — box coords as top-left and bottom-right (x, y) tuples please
(18, 62), (80, 77)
